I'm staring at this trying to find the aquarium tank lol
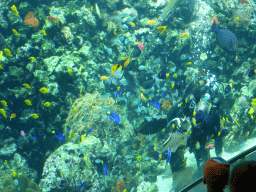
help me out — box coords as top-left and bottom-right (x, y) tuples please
(0, 0), (256, 191)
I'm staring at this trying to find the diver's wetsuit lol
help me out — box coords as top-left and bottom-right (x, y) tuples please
(167, 77), (223, 174)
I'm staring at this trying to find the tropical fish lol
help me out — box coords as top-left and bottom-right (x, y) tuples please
(1, 100), (7, 107)
(24, 99), (32, 106)
(137, 118), (167, 135)
(77, 182), (86, 190)
(218, 129), (229, 136)
(129, 22), (136, 27)
(11, 5), (19, 16)
(211, 20), (238, 52)
(195, 110), (210, 124)
(54, 132), (65, 141)
(151, 99), (160, 109)
(195, 141), (200, 149)
(20, 130), (25, 137)
(44, 102), (51, 107)
(103, 164), (108, 175)
(0, 52), (3, 60)
(109, 112), (120, 123)
(115, 89), (123, 99)
(180, 33), (190, 38)
(12, 29), (19, 36)
(137, 41), (144, 50)
(157, 71), (169, 79)
(100, 76), (109, 81)
(141, 93), (146, 101)
(39, 87), (48, 94)
(29, 57), (36, 62)
(30, 137), (36, 140)
(10, 113), (16, 121)
(162, 132), (188, 153)
(4, 49), (12, 57)
(86, 128), (93, 136)
(146, 20), (157, 25)
(68, 129), (73, 138)
(166, 148), (171, 164)
(157, 26), (167, 33)
(31, 113), (39, 119)
(224, 84), (232, 95)
(67, 125), (72, 132)
(248, 69), (256, 77)
(22, 83), (31, 89)
(123, 56), (131, 68)
(0, 108), (7, 118)
(162, 92), (167, 98)
(50, 9), (62, 15)
(111, 64), (123, 76)
(205, 144), (214, 149)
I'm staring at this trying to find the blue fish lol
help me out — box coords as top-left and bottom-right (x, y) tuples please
(30, 137), (36, 140)
(157, 71), (168, 79)
(162, 92), (167, 98)
(77, 181), (86, 190)
(114, 89), (123, 99)
(221, 129), (229, 136)
(86, 128), (93, 136)
(66, 125), (71, 132)
(195, 110), (210, 124)
(151, 99), (160, 109)
(248, 69), (256, 77)
(166, 148), (171, 164)
(211, 20), (238, 52)
(103, 164), (108, 175)
(109, 112), (120, 123)
(224, 85), (231, 95)
(54, 132), (65, 141)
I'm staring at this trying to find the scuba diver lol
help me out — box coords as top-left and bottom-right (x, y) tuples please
(136, 72), (225, 176)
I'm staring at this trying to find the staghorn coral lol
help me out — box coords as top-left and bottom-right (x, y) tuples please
(24, 12), (39, 29)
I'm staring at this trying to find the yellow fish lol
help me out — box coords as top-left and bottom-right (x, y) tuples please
(0, 65), (3, 70)
(13, 171), (18, 178)
(187, 62), (192, 65)
(10, 113), (16, 121)
(39, 87), (48, 94)
(0, 108), (7, 118)
(141, 93), (146, 101)
(248, 108), (254, 115)
(91, 6), (93, 13)
(4, 49), (12, 57)
(68, 129), (73, 138)
(12, 29), (19, 36)
(247, 131), (250, 136)
(24, 99), (32, 106)
(22, 83), (31, 89)
(146, 20), (157, 25)
(0, 51), (3, 60)
(100, 76), (109, 81)
(11, 5), (19, 16)
(129, 22), (136, 27)
(114, 29), (117, 36)
(44, 102), (51, 107)
(67, 68), (72, 75)
(28, 57), (36, 62)
(234, 17), (240, 21)
(0, 100), (7, 107)
(159, 154), (162, 159)
(31, 113), (39, 119)
(40, 30), (47, 36)
(81, 134), (85, 143)
(111, 64), (123, 76)
(157, 26), (167, 33)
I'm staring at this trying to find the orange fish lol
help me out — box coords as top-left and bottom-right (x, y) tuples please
(137, 41), (144, 51)
(205, 144), (214, 149)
